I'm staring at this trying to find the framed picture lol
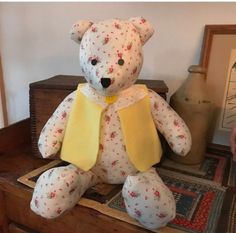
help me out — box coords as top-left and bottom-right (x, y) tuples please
(199, 25), (236, 146)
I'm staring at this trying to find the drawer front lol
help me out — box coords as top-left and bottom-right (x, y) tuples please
(9, 223), (37, 233)
(5, 191), (146, 233)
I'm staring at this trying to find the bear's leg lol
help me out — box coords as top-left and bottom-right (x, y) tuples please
(122, 168), (176, 229)
(30, 164), (98, 219)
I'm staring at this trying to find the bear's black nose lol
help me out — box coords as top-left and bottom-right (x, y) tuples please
(101, 78), (111, 88)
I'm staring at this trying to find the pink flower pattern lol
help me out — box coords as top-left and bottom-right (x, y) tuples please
(35, 85), (190, 226)
(33, 17), (191, 229)
(122, 168), (176, 229)
(31, 165), (98, 219)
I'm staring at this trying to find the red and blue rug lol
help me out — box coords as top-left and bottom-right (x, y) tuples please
(108, 168), (226, 233)
(159, 153), (228, 185)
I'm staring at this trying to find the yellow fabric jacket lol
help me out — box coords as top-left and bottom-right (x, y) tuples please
(61, 85), (162, 172)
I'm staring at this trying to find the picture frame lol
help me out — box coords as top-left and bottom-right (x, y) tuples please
(199, 25), (236, 146)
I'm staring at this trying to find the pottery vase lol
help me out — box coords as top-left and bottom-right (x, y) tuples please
(169, 65), (213, 164)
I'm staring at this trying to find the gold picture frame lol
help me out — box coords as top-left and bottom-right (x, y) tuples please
(199, 25), (236, 145)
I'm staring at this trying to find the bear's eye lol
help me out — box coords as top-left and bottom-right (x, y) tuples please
(118, 59), (125, 66)
(91, 59), (98, 66)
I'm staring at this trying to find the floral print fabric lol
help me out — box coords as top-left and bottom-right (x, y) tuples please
(122, 168), (176, 229)
(32, 17), (191, 229)
(31, 164), (97, 218)
(34, 84), (191, 228)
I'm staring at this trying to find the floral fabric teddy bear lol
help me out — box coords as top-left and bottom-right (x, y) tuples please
(30, 17), (191, 230)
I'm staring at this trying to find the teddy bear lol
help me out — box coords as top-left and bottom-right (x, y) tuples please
(30, 17), (191, 230)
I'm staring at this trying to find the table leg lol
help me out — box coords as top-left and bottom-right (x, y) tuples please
(0, 190), (8, 233)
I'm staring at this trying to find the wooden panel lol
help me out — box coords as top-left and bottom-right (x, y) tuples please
(0, 190), (8, 233)
(9, 223), (37, 233)
(0, 149), (48, 200)
(29, 75), (86, 90)
(0, 118), (31, 155)
(5, 191), (150, 233)
(29, 75), (168, 157)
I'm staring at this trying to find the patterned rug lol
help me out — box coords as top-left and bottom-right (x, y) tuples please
(17, 152), (229, 233)
(108, 169), (226, 233)
(159, 153), (228, 185)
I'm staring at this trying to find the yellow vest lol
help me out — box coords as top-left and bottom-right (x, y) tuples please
(61, 84), (162, 172)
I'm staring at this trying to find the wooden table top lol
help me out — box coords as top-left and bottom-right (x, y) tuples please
(0, 119), (49, 199)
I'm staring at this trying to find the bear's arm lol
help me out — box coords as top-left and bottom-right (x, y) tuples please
(148, 89), (192, 156)
(38, 91), (76, 158)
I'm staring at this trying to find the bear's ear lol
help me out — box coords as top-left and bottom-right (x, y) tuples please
(129, 17), (154, 45)
(70, 20), (93, 43)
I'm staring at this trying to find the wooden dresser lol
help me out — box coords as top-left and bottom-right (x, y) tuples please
(0, 77), (169, 233)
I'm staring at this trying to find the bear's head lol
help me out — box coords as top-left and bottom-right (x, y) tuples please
(70, 17), (154, 96)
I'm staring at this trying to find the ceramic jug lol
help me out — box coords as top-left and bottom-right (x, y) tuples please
(169, 65), (213, 164)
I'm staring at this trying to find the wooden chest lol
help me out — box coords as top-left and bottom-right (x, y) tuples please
(29, 75), (168, 157)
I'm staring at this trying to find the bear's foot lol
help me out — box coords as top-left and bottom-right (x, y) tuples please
(30, 164), (97, 219)
(122, 168), (176, 229)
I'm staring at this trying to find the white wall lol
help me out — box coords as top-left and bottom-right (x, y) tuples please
(1, 2), (236, 144)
